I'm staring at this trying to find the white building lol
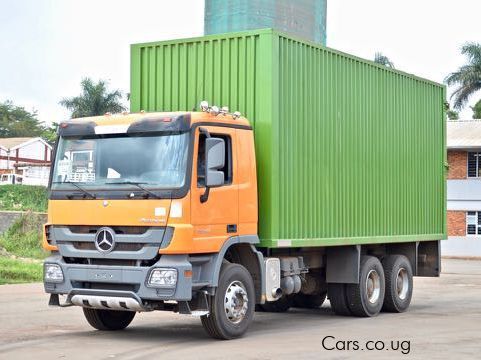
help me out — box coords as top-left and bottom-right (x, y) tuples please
(0, 137), (52, 186)
(445, 120), (481, 257)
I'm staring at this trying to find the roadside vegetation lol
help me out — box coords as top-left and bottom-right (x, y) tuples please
(0, 211), (47, 284)
(0, 185), (47, 212)
(0, 257), (42, 284)
(0, 213), (48, 259)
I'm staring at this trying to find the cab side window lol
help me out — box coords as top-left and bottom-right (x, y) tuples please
(197, 133), (232, 187)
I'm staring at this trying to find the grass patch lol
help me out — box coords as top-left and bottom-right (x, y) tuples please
(0, 213), (48, 260)
(0, 184), (47, 212)
(0, 257), (42, 284)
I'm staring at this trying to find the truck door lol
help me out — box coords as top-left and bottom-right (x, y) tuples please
(190, 126), (239, 252)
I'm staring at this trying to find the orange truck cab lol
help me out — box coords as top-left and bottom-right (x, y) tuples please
(44, 107), (266, 339)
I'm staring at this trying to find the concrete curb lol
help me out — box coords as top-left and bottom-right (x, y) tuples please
(442, 256), (481, 261)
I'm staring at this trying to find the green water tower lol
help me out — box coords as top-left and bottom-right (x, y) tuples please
(204, 0), (327, 45)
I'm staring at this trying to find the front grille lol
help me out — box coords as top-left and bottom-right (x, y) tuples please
(72, 242), (144, 252)
(68, 226), (150, 235)
(64, 257), (159, 267)
(53, 225), (170, 262)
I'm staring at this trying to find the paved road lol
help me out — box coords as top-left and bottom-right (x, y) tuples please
(1, 259), (480, 359)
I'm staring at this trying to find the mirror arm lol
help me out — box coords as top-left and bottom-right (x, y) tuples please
(199, 127), (211, 138)
(199, 127), (211, 203)
(200, 187), (210, 203)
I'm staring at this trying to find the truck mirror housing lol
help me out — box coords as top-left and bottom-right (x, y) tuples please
(205, 137), (225, 188)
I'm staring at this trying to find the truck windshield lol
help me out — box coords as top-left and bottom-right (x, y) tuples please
(51, 133), (190, 191)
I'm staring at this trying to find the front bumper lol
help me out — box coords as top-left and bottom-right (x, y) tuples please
(43, 254), (193, 302)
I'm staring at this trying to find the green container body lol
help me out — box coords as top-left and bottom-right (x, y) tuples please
(130, 29), (447, 248)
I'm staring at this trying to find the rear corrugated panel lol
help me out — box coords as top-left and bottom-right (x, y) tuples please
(130, 32), (262, 122)
(270, 34), (446, 247)
(130, 29), (446, 248)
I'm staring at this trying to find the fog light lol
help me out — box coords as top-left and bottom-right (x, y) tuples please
(44, 263), (64, 283)
(147, 268), (177, 287)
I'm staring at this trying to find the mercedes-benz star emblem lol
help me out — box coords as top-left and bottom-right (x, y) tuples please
(95, 227), (116, 253)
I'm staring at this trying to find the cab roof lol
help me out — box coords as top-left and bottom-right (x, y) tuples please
(58, 111), (251, 137)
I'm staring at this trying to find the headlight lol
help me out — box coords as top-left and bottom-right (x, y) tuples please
(147, 268), (177, 287)
(44, 263), (64, 283)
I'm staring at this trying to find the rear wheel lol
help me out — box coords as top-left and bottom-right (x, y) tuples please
(82, 308), (135, 330)
(327, 283), (352, 316)
(294, 292), (327, 309)
(346, 255), (385, 317)
(382, 255), (413, 312)
(201, 263), (255, 340)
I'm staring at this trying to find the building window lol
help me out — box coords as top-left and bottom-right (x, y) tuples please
(466, 211), (481, 235)
(467, 152), (481, 177)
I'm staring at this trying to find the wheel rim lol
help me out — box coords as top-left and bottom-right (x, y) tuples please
(366, 269), (381, 304)
(224, 280), (248, 324)
(396, 268), (409, 300)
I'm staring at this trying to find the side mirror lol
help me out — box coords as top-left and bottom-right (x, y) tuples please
(205, 137), (225, 187)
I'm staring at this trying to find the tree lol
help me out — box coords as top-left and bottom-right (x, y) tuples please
(60, 78), (127, 118)
(445, 42), (481, 110)
(447, 109), (459, 120)
(472, 99), (481, 119)
(41, 122), (59, 144)
(374, 52), (395, 68)
(0, 101), (47, 138)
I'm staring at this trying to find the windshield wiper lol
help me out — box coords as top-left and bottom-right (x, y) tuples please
(106, 181), (161, 199)
(52, 181), (96, 199)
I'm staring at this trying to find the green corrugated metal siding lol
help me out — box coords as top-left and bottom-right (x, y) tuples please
(130, 29), (446, 248)
(130, 31), (264, 119)
(273, 35), (446, 247)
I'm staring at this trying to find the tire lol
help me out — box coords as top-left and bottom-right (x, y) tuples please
(201, 263), (255, 340)
(259, 295), (294, 312)
(382, 255), (413, 313)
(346, 255), (385, 317)
(294, 292), (327, 309)
(327, 283), (352, 316)
(82, 308), (135, 331)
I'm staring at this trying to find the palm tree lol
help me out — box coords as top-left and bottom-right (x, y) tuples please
(60, 78), (126, 118)
(374, 52), (395, 68)
(447, 109), (459, 120)
(445, 42), (481, 110)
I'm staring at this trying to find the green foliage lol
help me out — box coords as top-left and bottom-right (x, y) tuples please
(445, 42), (481, 110)
(374, 52), (395, 68)
(0, 101), (47, 138)
(41, 122), (58, 144)
(472, 99), (481, 119)
(447, 109), (459, 120)
(0, 185), (47, 212)
(0, 257), (42, 284)
(60, 78), (127, 118)
(0, 213), (48, 260)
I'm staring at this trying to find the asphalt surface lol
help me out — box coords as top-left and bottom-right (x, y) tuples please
(0, 258), (480, 359)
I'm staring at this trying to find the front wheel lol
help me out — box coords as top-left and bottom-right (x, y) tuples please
(201, 263), (255, 340)
(83, 308), (135, 330)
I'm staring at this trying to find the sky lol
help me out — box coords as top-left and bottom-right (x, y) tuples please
(0, 0), (480, 125)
